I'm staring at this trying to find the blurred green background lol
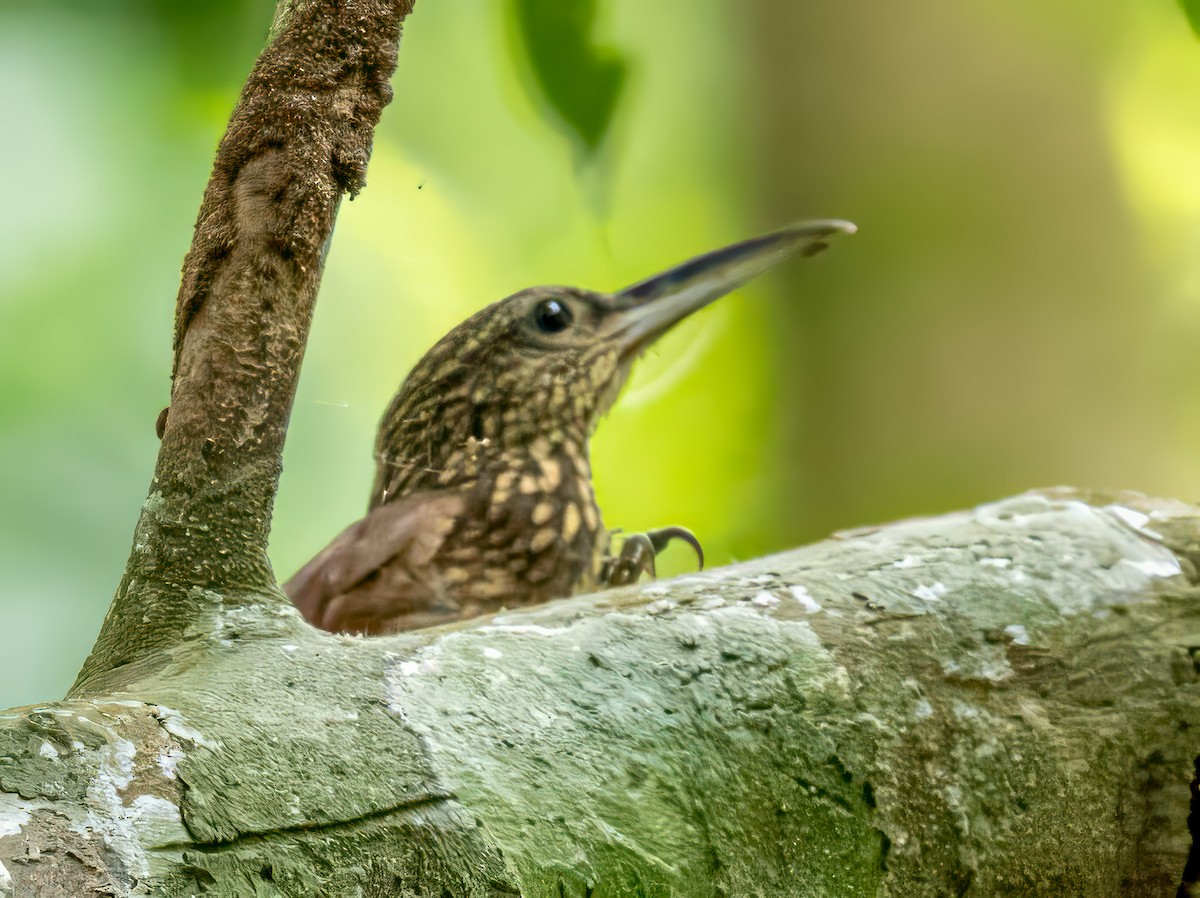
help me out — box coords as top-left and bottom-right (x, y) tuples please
(2, 0), (1198, 709)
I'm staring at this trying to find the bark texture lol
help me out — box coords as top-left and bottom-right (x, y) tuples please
(72, 0), (414, 695)
(3, 1), (1195, 896)
(3, 489), (1199, 896)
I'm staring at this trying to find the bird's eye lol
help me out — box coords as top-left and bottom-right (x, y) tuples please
(533, 298), (573, 334)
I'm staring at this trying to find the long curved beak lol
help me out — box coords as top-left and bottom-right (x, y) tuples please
(604, 219), (856, 356)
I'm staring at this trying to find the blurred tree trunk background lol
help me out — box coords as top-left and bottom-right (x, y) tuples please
(1, 0), (1197, 709)
(745, 1), (1166, 545)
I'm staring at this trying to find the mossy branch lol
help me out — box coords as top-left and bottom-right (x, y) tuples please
(1, 491), (1198, 895)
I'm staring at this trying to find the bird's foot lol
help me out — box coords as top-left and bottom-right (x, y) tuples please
(600, 526), (704, 586)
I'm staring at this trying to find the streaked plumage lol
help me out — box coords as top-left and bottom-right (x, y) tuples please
(286, 220), (855, 634)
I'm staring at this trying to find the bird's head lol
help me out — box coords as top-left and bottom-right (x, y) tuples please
(371, 220), (855, 504)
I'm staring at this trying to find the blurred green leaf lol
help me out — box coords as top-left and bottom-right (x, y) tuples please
(1182, 0), (1200, 38)
(509, 0), (626, 155)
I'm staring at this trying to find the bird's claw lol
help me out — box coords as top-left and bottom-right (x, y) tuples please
(601, 526), (704, 587)
(646, 526), (704, 570)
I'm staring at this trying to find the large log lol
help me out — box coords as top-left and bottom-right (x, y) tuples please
(2, 489), (1197, 896)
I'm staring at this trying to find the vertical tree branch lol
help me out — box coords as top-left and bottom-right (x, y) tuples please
(71, 0), (415, 696)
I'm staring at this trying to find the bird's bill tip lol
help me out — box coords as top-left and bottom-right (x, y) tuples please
(778, 218), (858, 239)
(617, 218), (856, 302)
(607, 218), (855, 350)
(770, 218), (857, 260)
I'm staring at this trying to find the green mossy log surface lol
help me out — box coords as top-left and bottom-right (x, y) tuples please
(2, 489), (1197, 897)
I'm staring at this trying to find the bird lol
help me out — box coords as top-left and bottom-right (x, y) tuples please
(285, 220), (856, 635)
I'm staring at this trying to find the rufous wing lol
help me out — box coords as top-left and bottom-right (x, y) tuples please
(284, 491), (465, 635)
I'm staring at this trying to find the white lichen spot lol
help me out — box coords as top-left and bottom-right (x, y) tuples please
(0, 800), (32, 838)
(953, 701), (980, 720)
(912, 582), (948, 602)
(752, 591), (780, 608)
(979, 658), (1013, 682)
(157, 747), (183, 780)
(1105, 505), (1150, 530)
(1004, 624), (1030, 646)
(645, 598), (677, 615)
(397, 660), (421, 676)
(479, 623), (566, 638)
(72, 787), (187, 873)
(154, 706), (217, 750)
(128, 794), (189, 844)
(697, 594), (726, 610)
(70, 733), (180, 881)
(789, 585), (823, 613)
(1099, 504), (1156, 533)
(640, 585), (671, 598)
(30, 706), (72, 718)
(914, 699), (934, 719)
(37, 740), (59, 760)
(689, 614), (714, 631)
(281, 644), (299, 653)
(483, 647), (503, 660)
(1118, 557), (1182, 579)
(109, 737), (137, 790)
(978, 557), (1012, 569)
(892, 555), (920, 569)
